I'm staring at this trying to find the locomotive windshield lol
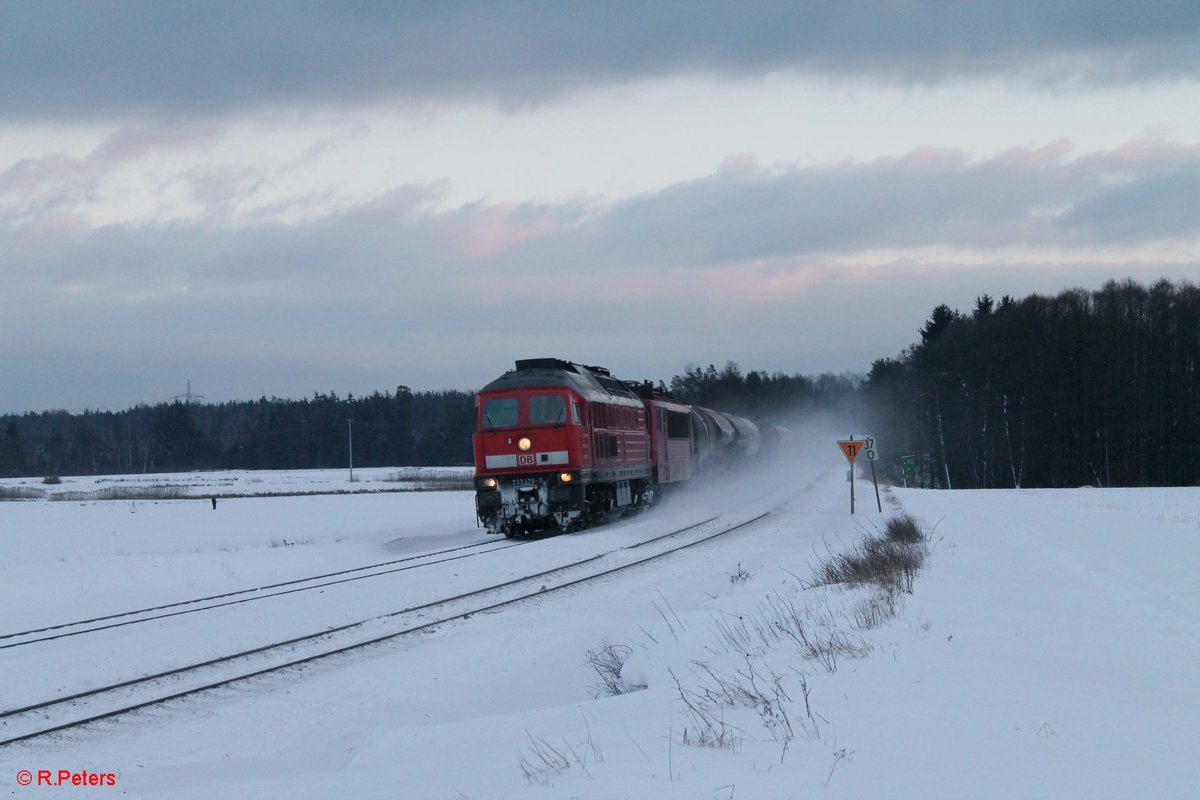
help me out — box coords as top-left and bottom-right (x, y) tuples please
(482, 397), (518, 429)
(529, 394), (567, 425)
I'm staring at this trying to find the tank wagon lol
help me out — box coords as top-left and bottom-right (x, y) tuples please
(472, 358), (784, 537)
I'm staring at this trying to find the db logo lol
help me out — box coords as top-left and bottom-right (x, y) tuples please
(517, 454), (535, 466)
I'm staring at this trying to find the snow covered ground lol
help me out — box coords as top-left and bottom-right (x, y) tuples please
(0, 466), (473, 501)
(1, 463), (1196, 798)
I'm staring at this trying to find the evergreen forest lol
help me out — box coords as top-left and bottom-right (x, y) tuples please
(2, 279), (1196, 489)
(865, 279), (1200, 489)
(0, 388), (475, 478)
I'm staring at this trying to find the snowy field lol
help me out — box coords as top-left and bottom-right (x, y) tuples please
(1, 461), (1197, 798)
(0, 466), (473, 501)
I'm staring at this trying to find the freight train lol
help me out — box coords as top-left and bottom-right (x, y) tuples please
(472, 358), (786, 537)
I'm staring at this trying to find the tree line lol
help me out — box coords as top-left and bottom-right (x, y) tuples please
(0, 368), (858, 479)
(3, 277), (1196, 487)
(666, 363), (862, 420)
(0, 387), (475, 478)
(864, 279), (1200, 488)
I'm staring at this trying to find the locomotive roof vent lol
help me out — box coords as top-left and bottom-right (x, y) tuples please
(591, 373), (639, 398)
(514, 358), (579, 373)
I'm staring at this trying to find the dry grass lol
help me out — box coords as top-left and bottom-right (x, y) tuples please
(516, 726), (604, 786)
(883, 512), (923, 544)
(584, 641), (638, 697)
(0, 486), (45, 500)
(577, 512), (930, 767)
(728, 563), (752, 584)
(380, 469), (473, 490)
(809, 514), (928, 595)
(710, 594), (871, 672)
(48, 485), (193, 501)
(670, 668), (743, 751)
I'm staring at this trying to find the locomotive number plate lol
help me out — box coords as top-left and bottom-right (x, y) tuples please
(510, 477), (540, 487)
(517, 454), (536, 466)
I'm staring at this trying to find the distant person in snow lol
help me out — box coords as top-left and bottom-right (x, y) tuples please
(211, 496), (217, 510)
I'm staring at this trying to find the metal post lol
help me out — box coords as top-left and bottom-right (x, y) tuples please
(347, 418), (354, 482)
(870, 459), (882, 513)
(849, 435), (855, 515)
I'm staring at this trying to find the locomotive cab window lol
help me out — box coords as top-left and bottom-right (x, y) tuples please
(529, 395), (567, 425)
(482, 397), (518, 429)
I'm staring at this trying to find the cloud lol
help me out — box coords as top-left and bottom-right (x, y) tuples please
(5, 137), (1197, 305)
(0, 119), (427, 227)
(1059, 161), (1200, 243)
(1, 136), (1197, 411)
(2, 2), (1198, 120)
(593, 138), (1200, 267)
(5, 136), (1196, 289)
(0, 121), (223, 224)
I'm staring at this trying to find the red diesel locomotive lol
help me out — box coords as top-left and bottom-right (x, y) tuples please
(472, 358), (776, 536)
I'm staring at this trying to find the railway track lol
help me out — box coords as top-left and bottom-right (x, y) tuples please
(0, 538), (527, 649)
(0, 510), (766, 748)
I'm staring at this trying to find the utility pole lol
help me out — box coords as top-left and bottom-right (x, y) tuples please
(347, 418), (354, 482)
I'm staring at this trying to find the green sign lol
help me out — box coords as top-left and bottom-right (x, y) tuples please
(901, 455), (918, 477)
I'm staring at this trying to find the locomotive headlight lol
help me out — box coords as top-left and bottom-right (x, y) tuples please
(518, 437), (532, 451)
(476, 476), (497, 489)
(559, 472), (573, 483)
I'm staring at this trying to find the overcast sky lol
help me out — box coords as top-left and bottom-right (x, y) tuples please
(2, 1), (1198, 413)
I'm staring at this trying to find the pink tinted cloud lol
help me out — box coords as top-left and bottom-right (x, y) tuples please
(0, 153), (87, 195)
(90, 121), (224, 165)
(891, 145), (966, 170)
(0, 122), (224, 224)
(716, 152), (762, 175)
(436, 202), (568, 261)
(1069, 135), (1200, 179)
(595, 260), (823, 312)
